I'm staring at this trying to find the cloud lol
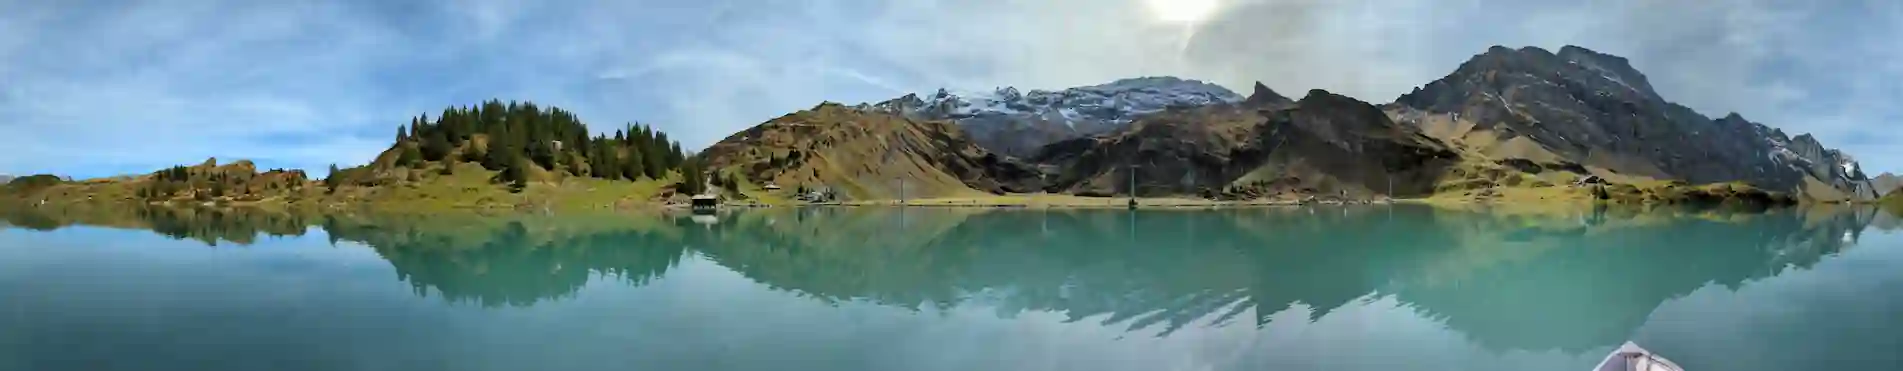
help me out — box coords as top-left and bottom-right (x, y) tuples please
(2, 0), (1898, 177)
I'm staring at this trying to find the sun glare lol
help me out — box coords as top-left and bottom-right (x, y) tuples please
(1145, 0), (1219, 23)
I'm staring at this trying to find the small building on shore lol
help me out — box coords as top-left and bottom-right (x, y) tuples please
(691, 194), (719, 210)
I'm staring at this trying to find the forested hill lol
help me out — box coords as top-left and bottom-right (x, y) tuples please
(3, 100), (712, 210)
(331, 99), (708, 194)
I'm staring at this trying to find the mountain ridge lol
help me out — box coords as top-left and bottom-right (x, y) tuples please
(859, 76), (1243, 158)
(716, 44), (1870, 204)
(1388, 44), (1870, 200)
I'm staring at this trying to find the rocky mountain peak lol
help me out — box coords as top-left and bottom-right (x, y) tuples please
(857, 76), (1243, 158)
(1395, 45), (1873, 200)
(1244, 81), (1291, 106)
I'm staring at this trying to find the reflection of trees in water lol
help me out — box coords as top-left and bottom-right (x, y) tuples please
(134, 207), (312, 246)
(322, 216), (692, 308)
(0, 205), (695, 308)
(0, 204), (312, 244)
(1, 208), (64, 231)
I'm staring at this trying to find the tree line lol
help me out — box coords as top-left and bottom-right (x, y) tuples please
(384, 99), (706, 194)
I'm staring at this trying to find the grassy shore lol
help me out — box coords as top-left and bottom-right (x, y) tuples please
(2, 162), (685, 214)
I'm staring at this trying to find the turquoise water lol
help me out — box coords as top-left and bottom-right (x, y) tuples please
(1, 206), (1900, 371)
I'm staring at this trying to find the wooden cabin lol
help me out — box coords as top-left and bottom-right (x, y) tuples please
(690, 194), (719, 210)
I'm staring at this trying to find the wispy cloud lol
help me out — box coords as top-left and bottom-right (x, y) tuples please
(2, 0), (1898, 178)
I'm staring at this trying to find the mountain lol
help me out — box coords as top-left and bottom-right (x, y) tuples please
(700, 102), (1043, 200)
(1033, 86), (1460, 198)
(860, 77), (1242, 158)
(0, 174), (13, 184)
(1388, 45), (1872, 200)
(1871, 173), (1900, 195)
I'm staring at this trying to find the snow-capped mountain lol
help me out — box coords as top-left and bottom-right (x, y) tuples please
(859, 77), (1242, 158)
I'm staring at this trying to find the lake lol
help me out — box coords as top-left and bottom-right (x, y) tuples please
(1, 205), (1900, 371)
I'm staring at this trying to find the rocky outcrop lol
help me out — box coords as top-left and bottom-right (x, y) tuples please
(859, 77), (1242, 159)
(1033, 86), (1459, 199)
(700, 103), (1043, 200)
(1391, 45), (1869, 200)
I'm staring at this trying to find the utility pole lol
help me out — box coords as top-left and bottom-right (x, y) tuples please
(897, 177), (905, 206)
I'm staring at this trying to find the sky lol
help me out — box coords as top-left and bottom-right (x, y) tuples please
(1, 0), (1899, 178)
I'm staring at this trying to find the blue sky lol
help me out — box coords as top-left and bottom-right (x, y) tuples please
(2, 0), (1899, 178)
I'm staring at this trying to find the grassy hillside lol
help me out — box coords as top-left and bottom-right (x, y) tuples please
(700, 103), (1040, 201)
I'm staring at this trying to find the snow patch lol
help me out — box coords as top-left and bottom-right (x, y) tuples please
(875, 76), (1242, 129)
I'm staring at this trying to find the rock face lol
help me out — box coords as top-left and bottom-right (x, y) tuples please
(860, 77), (1242, 159)
(1390, 45), (1870, 200)
(1033, 86), (1459, 198)
(700, 103), (1043, 200)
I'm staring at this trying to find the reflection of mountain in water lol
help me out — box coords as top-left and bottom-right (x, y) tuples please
(692, 206), (1875, 352)
(0, 203), (1884, 352)
(1390, 205), (1872, 351)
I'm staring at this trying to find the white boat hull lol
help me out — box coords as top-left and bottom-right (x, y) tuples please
(1595, 342), (1686, 371)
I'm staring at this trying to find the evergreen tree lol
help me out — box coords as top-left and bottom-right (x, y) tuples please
(527, 140), (556, 170)
(325, 164), (342, 193)
(422, 131), (452, 162)
(678, 158), (706, 195)
(643, 146), (666, 179)
(410, 116), (422, 143)
(483, 142), (513, 171)
(667, 141), (684, 169)
(623, 148), (646, 181)
(502, 155), (530, 193)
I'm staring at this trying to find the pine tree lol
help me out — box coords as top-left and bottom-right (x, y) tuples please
(678, 159), (703, 195)
(484, 142), (515, 171)
(503, 155), (530, 193)
(422, 131), (452, 162)
(643, 146), (665, 179)
(325, 164), (342, 193)
(527, 140), (556, 170)
(623, 148), (646, 181)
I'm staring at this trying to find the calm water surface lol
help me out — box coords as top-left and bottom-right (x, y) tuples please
(1, 205), (1900, 371)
